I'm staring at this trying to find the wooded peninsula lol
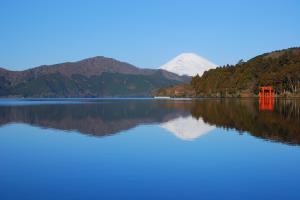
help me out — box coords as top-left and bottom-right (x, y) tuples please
(155, 47), (300, 97)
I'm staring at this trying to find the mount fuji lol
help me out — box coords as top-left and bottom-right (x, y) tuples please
(160, 52), (217, 76)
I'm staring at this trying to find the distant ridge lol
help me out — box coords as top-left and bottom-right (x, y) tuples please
(0, 56), (190, 97)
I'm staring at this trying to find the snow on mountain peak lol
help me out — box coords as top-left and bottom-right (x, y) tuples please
(160, 52), (217, 76)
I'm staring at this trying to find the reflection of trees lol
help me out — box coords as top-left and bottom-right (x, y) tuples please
(189, 99), (300, 145)
(0, 102), (188, 137)
(0, 99), (299, 145)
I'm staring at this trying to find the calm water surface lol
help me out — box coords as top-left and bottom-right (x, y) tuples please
(0, 98), (299, 200)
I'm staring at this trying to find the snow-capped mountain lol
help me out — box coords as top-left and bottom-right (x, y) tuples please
(160, 116), (215, 141)
(160, 52), (217, 76)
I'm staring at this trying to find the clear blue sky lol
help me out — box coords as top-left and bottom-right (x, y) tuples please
(1, 0), (299, 70)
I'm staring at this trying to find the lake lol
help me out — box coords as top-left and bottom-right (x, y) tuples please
(0, 98), (299, 200)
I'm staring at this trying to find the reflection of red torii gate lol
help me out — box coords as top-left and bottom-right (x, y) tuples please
(259, 86), (274, 111)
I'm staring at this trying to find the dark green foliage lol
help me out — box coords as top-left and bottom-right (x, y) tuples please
(0, 76), (10, 96)
(5, 72), (180, 97)
(191, 47), (300, 97)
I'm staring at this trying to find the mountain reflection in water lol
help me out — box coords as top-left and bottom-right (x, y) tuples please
(160, 116), (215, 141)
(0, 98), (299, 145)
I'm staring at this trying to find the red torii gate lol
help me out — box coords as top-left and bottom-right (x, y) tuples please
(259, 86), (275, 111)
(259, 86), (275, 97)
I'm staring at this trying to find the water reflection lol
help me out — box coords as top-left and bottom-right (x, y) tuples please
(188, 99), (300, 145)
(259, 96), (274, 111)
(160, 116), (215, 141)
(0, 98), (299, 145)
(0, 101), (188, 137)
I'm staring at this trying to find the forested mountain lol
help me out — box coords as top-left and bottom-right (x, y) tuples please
(0, 56), (189, 97)
(155, 47), (300, 97)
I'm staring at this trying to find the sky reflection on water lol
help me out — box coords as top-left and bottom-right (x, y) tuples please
(0, 98), (299, 200)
